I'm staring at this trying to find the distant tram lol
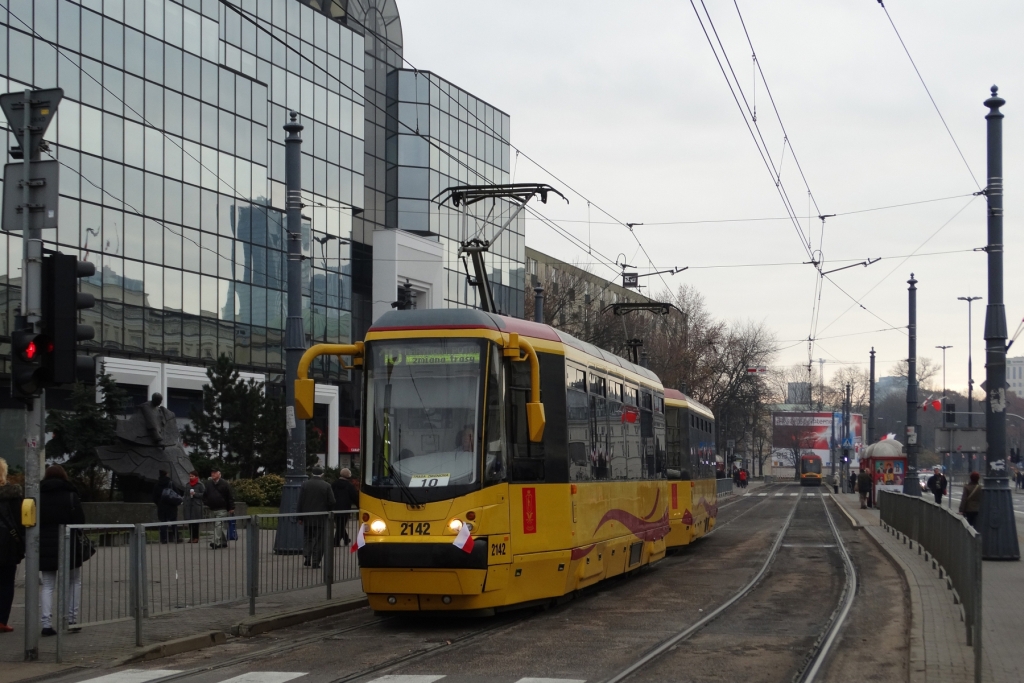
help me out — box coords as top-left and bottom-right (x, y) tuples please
(798, 454), (824, 486)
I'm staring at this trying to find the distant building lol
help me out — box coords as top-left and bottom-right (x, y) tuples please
(1008, 357), (1024, 397)
(875, 375), (908, 400)
(787, 382), (811, 406)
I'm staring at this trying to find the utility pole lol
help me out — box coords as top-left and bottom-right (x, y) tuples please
(843, 383), (851, 491)
(937, 344), (953, 483)
(533, 284), (544, 323)
(903, 274), (921, 496)
(979, 86), (1020, 559)
(868, 348), (876, 444)
(958, 295), (982, 431)
(817, 358), (826, 410)
(275, 112), (307, 553)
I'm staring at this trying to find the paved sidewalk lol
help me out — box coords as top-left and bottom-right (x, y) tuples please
(832, 491), (1024, 683)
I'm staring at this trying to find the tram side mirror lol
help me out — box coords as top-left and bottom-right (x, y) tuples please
(526, 402), (546, 442)
(294, 378), (315, 420)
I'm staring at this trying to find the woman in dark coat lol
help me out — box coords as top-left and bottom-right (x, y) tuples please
(40, 465), (85, 635)
(152, 470), (182, 543)
(0, 457), (25, 633)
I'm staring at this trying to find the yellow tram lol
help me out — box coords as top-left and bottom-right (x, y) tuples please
(299, 309), (719, 613)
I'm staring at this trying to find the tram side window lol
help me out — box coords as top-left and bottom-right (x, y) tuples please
(484, 344), (507, 485)
(591, 392), (609, 479)
(624, 384), (642, 479)
(567, 366), (591, 482)
(607, 382), (626, 480)
(508, 361), (545, 482)
(640, 390), (655, 478)
(665, 406), (682, 472)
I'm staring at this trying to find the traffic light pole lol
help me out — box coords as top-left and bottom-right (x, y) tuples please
(20, 88), (42, 661)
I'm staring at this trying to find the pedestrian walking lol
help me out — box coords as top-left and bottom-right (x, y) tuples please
(959, 471), (983, 530)
(39, 465), (88, 636)
(183, 471), (205, 543)
(857, 468), (873, 510)
(153, 470), (183, 543)
(848, 471), (857, 493)
(926, 466), (948, 506)
(298, 466), (335, 568)
(831, 471), (840, 494)
(738, 469), (748, 488)
(203, 468), (234, 549)
(331, 468), (359, 547)
(0, 458), (25, 634)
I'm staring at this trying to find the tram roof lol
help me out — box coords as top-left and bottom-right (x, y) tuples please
(369, 308), (660, 383)
(664, 388), (715, 420)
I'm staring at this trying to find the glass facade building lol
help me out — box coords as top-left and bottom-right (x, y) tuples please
(387, 69), (525, 317)
(0, 0), (522, 464)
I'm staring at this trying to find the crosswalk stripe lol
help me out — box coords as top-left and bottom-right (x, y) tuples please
(789, 493), (799, 496)
(74, 672), (182, 683)
(217, 674), (307, 683)
(516, 679), (587, 683)
(743, 493), (752, 497)
(758, 493), (767, 497)
(367, 677), (446, 683)
(806, 493), (816, 497)
(775, 493), (784, 497)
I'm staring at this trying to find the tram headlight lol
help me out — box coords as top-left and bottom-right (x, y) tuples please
(448, 518), (463, 531)
(370, 519), (387, 534)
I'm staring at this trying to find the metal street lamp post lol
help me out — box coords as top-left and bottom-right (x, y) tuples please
(903, 274), (921, 495)
(979, 86), (1019, 559)
(937, 344), (953, 498)
(958, 296), (982, 430)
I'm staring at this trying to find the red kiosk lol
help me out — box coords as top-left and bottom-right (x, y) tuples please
(860, 439), (907, 503)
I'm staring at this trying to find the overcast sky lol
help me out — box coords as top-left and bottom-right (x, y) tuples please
(399, 0), (1024, 395)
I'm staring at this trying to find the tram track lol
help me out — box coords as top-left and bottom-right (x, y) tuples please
(96, 483), (798, 683)
(600, 490), (857, 683)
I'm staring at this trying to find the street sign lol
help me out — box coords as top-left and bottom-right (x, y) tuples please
(622, 272), (638, 288)
(0, 88), (63, 160)
(2, 160), (59, 232)
(746, 366), (768, 374)
(842, 436), (853, 448)
(906, 425), (917, 445)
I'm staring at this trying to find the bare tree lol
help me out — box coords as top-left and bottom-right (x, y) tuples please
(889, 358), (940, 390)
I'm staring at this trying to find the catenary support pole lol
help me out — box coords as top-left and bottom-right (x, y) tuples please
(534, 284), (544, 323)
(275, 112), (307, 553)
(869, 348), (876, 444)
(979, 86), (1020, 559)
(904, 274), (922, 495)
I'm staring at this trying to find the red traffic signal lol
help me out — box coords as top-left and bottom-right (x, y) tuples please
(22, 339), (36, 361)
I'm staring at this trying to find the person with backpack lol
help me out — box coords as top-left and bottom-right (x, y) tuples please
(39, 465), (87, 636)
(0, 458), (25, 634)
(152, 470), (183, 543)
(331, 468), (360, 547)
(959, 471), (983, 530)
(203, 468), (234, 549)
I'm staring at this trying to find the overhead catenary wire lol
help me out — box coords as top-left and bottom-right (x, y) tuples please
(876, 1), (982, 190)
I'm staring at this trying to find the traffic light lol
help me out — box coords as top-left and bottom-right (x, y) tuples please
(42, 252), (96, 384)
(944, 402), (956, 425)
(10, 319), (49, 400)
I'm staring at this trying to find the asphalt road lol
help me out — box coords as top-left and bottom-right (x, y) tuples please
(38, 484), (910, 683)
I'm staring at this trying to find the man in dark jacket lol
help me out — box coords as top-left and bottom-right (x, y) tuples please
(926, 466), (948, 505)
(298, 466), (335, 568)
(857, 468), (873, 509)
(331, 468), (360, 547)
(152, 470), (182, 543)
(0, 457), (25, 633)
(203, 468), (234, 549)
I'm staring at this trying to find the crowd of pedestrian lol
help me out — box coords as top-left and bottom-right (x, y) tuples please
(731, 467), (749, 488)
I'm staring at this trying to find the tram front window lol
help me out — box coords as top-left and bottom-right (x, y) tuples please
(365, 339), (487, 492)
(802, 459), (822, 474)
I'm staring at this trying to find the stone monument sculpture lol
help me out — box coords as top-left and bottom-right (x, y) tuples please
(96, 393), (196, 498)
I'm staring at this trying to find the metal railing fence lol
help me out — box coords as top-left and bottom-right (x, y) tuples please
(716, 478), (733, 497)
(878, 490), (982, 683)
(54, 510), (360, 661)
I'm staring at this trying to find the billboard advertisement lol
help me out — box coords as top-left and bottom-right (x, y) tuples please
(771, 411), (864, 467)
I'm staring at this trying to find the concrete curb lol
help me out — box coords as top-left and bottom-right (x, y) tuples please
(232, 596), (370, 638)
(109, 631), (227, 667)
(828, 493), (862, 528)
